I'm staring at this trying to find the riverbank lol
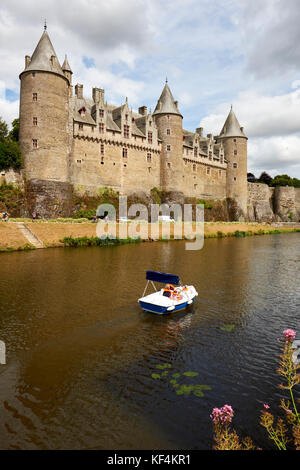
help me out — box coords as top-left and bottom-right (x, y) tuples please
(0, 220), (300, 252)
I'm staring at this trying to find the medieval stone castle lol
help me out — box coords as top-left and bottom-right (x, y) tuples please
(19, 27), (249, 217)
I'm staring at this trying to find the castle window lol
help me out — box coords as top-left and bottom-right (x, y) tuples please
(148, 167), (151, 173)
(122, 148), (128, 158)
(33, 93), (37, 101)
(149, 121), (152, 126)
(166, 145), (171, 152)
(33, 117), (38, 126)
(194, 184), (197, 190)
(209, 151), (212, 160)
(99, 123), (104, 133)
(219, 170), (222, 177)
(124, 125), (130, 138)
(79, 123), (83, 131)
(233, 138), (237, 142)
(125, 114), (128, 121)
(77, 160), (81, 164)
(80, 107), (86, 116)
(148, 131), (152, 144)
(194, 146), (198, 157)
(124, 164), (127, 168)
(32, 72), (36, 77)
(233, 177), (237, 181)
(220, 156), (223, 164)
(100, 157), (104, 165)
(193, 164), (196, 172)
(234, 150), (237, 156)
(167, 129), (170, 135)
(100, 143), (104, 155)
(233, 162), (237, 168)
(167, 162), (171, 168)
(132, 117), (135, 123)
(32, 139), (38, 149)
(147, 153), (151, 163)
(206, 167), (210, 175)
(99, 109), (104, 118)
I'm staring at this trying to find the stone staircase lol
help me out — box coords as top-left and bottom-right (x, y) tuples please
(15, 223), (44, 249)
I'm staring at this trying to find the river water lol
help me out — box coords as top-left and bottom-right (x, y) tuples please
(0, 234), (299, 450)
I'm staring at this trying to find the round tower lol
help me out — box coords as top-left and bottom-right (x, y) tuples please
(153, 82), (184, 193)
(19, 27), (71, 216)
(217, 107), (248, 217)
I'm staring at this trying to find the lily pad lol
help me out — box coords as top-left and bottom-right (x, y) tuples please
(176, 389), (184, 395)
(194, 384), (211, 391)
(193, 390), (204, 397)
(183, 371), (199, 377)
(220, 324), (236, 332)
(151, 373), (161, 379)
(161, 370), (169, 377)
(156, 363), (172, 370)
(172, 373), (180, 378)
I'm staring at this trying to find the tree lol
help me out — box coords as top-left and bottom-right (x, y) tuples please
(0, 116), (8, 142)
(257, 171), (273, 186)
(8, 118), (19, 142)
(271, 174), (300, 188)
(0, 140), (22, 170)
(247, 172), (256, 183)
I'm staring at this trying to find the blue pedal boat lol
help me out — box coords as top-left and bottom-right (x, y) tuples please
(138, 270), (198, 315)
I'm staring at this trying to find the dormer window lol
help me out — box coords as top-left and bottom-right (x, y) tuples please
(99, 123), (104, 133)
(194, 146), (198, 157)
(33, 93), (37, 101)
(125, 114), (128, 121)
(149, 121), (152, 127)
(132, 117), (135, 124)
(33, 117), (37, 126)
(99, 109), (104, 118)
(79, 107), (86, 116)
(148, 132), (152, 144)
(79, 123), (83, 131)
(167, 129), (170, 135)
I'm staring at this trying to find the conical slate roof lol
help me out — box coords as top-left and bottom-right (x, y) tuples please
(62, 55), (72, 73)
(21, 30), (65, 78)
(219, 107), (246, 138)
(153, 82), (182, 117)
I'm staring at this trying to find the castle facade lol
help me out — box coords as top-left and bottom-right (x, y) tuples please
(19, 28), (248, 216)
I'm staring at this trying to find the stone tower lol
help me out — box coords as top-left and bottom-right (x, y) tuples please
(153, 82), (184, 193)
(19, 27), (71, 216)
(217, 107), (248, 216)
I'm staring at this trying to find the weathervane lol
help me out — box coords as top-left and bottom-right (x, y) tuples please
(44, 19), (47, 31)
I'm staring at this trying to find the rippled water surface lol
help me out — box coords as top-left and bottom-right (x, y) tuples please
(0, 234), (299, 449)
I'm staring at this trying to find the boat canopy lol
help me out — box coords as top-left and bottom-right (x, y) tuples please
(146, 270), (180, 285)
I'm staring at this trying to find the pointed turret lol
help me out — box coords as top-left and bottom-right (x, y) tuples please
(20, 30), (65, 78)
(62, 55), (72, 73)
(219, 106), (246, 139)
(153, 82), (182, 117)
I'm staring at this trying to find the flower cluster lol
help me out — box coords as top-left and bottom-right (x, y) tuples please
(210, 404), (234, 424)
(283, 329), (296, 343)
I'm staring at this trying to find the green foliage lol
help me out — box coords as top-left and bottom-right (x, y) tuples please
(0, 116), (8, 141)
(73, 208), (96, 219)
(61, 236), (142, 247)
(197, 199), (213, 210)
(257, 172), (273, 186)
(220, 324), (236, 332)
(270, 174), (300, 188)
(8, 118), (19, 142)
(150, 187), (162, 204)
(0, 140), (22, 170)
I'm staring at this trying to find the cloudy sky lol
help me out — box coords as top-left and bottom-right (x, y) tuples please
(1, 0), (300, 177)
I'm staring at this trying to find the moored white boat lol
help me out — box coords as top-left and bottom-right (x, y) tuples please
(138, 270), (198, 315)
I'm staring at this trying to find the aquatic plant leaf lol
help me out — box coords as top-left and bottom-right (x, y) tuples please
(193, 390), (204, 397)
(170, 379), (177, 385)
(151, 373), (161, 379)
(183, 371), (199, 377)
(176, 389), (184, 395)
(220, 324), (236, 332)
(172, 373), (180, 378)
(156, 363), (172, 370)
(161, 371), (169, 377)
(194, 385), (212, 390)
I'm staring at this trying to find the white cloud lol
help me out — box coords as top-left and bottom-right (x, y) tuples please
(0, 81), (19, 127)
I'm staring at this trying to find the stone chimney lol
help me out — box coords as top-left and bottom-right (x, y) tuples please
(139, 106), (147, 116)
(196, 127), (203, 136)
(92, 87), (104, 104)
(75, 84), (83, 99)
(207, 133), (212, 140)
(25, 55), (31, 68)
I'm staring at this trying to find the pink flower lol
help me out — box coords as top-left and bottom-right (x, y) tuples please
(263, 404), (270, 410)
(210, 404), (234, 424)
(283, 329), (296, 343)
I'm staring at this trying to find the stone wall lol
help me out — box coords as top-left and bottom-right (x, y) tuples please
(0, 168), (24, 187)
(24, 179), (72, 218)
(247, 182), (300, 222)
